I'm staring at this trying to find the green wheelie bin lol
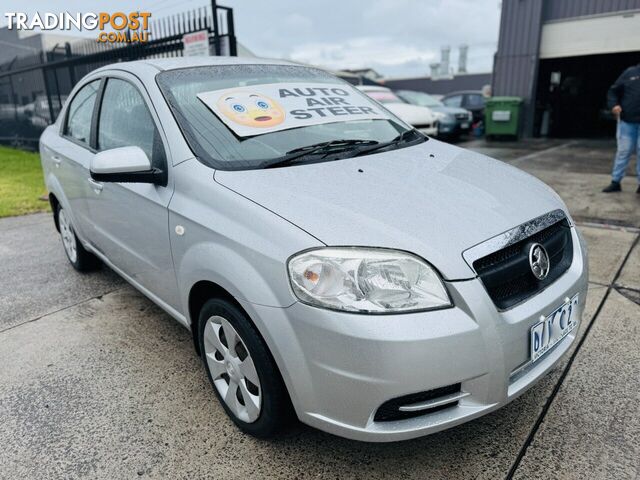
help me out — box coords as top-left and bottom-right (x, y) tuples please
(484, 96), (522, 139)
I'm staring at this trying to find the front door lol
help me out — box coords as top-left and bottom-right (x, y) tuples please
(87, 75), (179, 310)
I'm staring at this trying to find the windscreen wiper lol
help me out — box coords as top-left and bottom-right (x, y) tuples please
(349, 129), (425, 157)
(259, 139), (379, 169)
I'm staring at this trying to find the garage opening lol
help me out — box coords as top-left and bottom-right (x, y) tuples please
(534, 51), (640, 138)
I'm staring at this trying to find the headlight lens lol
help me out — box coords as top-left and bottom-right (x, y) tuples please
(433, 111), (447, 121)
(287, 248), (451, 313)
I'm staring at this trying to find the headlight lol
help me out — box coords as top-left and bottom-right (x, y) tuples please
(433, 111), (447, 121)
(287, 248), (451, 313)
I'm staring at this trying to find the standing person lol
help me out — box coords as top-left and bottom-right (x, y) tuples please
(603, 64), (640, 193)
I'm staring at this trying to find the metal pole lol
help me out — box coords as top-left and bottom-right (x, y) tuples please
(227, 8), (237, 56)
(42, 68), (56, 124)
(52, 67), (62, 114)
(8, 75), (18, 123)
(211, 0), (220, 55)
(64, 42), (76, 87)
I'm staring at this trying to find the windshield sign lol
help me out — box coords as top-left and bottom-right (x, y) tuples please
(197, 82), (390, 137)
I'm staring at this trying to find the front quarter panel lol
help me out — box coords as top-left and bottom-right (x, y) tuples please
(169, 159), (323, 317)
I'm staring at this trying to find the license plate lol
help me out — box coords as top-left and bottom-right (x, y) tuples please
(530, 294), (579, 363)
(492, 110), (511, 122)
(460, 122), (469, 129)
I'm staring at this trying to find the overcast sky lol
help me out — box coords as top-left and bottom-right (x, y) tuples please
(2, 0), (502, 78)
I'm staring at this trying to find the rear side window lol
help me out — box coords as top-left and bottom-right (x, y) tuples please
(466, 94), (485, 107)
(443, 95), (462, 108)
(97, 78), (157, 161)
(65, 80), (100, 145)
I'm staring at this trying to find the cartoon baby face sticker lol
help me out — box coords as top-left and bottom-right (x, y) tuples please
(216, 91), (285, 128)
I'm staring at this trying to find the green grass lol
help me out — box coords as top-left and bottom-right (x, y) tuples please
(0, 145), (50, 218)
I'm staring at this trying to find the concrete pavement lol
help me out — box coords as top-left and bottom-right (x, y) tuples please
(460, 138), (640, 228)
(0, 139), (639, 479)
(0, 214), (122, 332)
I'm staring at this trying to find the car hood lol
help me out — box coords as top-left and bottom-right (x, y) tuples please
(382, 102), (435, 125)
(214, 140), (566, 280)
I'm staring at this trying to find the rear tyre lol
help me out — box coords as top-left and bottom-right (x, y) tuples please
(198, 298), (292, 438)
(56, 205), (99, 272)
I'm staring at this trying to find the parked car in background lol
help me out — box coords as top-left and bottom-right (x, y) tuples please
(356, 85), (438, 137)
(441, 90), (486, 124)
(17, 95), (68, 128)
(396, 89), (472, 139)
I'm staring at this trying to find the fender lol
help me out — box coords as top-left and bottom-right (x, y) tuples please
(169, 159), (324, 317)
(177, 242), (291, 311)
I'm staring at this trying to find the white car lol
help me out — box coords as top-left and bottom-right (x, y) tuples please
(357, 85), (439, 136)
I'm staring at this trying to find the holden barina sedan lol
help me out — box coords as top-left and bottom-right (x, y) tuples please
(40, 57), (588, 442)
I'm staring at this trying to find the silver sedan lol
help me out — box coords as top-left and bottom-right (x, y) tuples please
(40, 57), (588, 442)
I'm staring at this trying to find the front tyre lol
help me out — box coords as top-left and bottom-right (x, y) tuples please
(198, 298), (292, 438)
(56, 205), (99, 271)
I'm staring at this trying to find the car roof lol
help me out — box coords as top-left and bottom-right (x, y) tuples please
(355, 85), (391, 92)
(396, 89), (432, 95)
(443, 90), (482, 97)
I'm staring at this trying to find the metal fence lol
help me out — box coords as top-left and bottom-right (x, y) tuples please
(0, 3), (236, 149)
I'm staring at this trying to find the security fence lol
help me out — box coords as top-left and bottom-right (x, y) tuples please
(0, 3), (236, 149)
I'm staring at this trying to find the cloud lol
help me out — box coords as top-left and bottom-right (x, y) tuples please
(228, 0), (501, 77)
(282, 13), (313, 32)
(289, 36), (439, 74)
(1, 0), (502, 77)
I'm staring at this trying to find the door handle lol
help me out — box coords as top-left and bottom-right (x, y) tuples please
(88, 177), (103, 193)
(51, 155), (62, 168)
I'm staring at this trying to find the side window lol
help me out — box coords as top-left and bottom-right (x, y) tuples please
(65, 80), (100, 145)
(97, 78), (164, 166)
(443, 95), (462, 108)
(466, 94), (485, 108)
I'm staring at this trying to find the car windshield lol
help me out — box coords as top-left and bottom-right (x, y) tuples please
(397, 90), (443, 108)
(156, 65), (421, 170)
(364, 90), (404, 104)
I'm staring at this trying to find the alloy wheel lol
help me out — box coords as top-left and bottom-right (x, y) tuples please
(203, 315), (262, 423)
(58, 209), (77, 263)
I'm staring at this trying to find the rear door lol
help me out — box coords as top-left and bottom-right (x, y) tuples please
(45, 79), (102, 241)
(463, 93), (485, 122)
(87, 73), (179, 309)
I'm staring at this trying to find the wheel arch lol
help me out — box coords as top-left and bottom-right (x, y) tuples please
(188, 280), (248, 356)
(187, 279), (297, 414)
(49, 192), (61, 232)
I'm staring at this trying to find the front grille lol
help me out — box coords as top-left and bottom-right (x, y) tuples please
(473, 219), (573, 310)
(416, 123), (434, 129)
(455, 113), (468, 119)
(374, 383), (461, 422)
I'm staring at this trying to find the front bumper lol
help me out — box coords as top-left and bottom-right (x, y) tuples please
(240, 227), (588, 442)
(417, 124), (438, 137)
(438, 119), (471, 136)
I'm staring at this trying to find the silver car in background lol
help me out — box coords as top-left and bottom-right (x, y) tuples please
(40, 57), (588, 442)
(396, 89), (473, 139)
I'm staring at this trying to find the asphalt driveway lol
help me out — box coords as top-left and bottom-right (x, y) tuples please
(0, 139), (639, 479)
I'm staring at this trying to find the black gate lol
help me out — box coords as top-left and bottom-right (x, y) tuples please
(0, 3), (236, 149)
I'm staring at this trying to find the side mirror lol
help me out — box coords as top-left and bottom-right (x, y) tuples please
(90, 146), (165, 185)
